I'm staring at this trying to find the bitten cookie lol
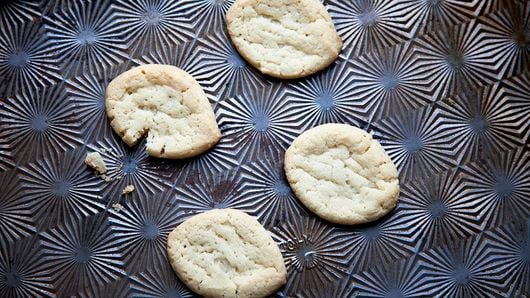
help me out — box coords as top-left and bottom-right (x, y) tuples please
(225, 0), (342, 79)
(284, 124), (400, 225)
(167, 209), (287, 298)
(105, 64), (221, 159)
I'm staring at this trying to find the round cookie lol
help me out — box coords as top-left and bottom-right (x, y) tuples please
(167, 209), (287, 298)
(284, 124), (400, 225)
(225, 0), (342, 79)
(106, 64), (221, 159)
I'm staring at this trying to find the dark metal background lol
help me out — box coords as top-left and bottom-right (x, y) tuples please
(0, 0), (529, 297)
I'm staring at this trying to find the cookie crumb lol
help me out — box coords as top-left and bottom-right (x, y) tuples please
(112, 203), (124, 212)
(122, 185), (135, 195)
(85, 152), (107, 174)
(100, 174), (112, 182)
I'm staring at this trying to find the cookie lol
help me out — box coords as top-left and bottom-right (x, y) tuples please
(284, 124), (400, 225)
(167, 209), (287, 298)
(105, 64), (221, 159)
(225, 0), (342, 79)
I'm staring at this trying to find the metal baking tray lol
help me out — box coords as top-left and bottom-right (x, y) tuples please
(0, 0), (528, 297)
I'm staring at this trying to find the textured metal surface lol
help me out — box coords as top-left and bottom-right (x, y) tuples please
(0, 0), (529, 297)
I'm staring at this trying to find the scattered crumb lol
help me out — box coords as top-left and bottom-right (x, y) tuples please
(122, 185), (135, 195)
(85, 152), (107, 174)
(112, 203), (124, 212)
(100, 174), (112, 182)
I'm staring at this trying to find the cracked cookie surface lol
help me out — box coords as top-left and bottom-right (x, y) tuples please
(284, 124), (400, 225)
(167, 209), (287, 298)
(105, 64), (221, 159)
(225, 0), (342, 79)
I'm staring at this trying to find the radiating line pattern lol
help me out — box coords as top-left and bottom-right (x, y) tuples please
(502, 73), (530, 145)
(0, 138), (14, 172)
(348, 40), (436, 122)
(486, 222), (529, 296)
(177, 0), (234, 34)
(40, 213), (126, 296)
(19, 148), (105, 231)
(129, 266), (195, 298)
(217, 82), (302, 162)
(271, 217), (353, 294)
(371, 104), (458, 181)
(438, 82), (527, 163)
(327, 0), (411, 57)
(108, 190), (185, 274)
(459, 148), (530, 229)
(76, 277), (131, 298)
(0, 0), (41, 27)
(113, 0), (194, 57)
(479, 1), (530, 79)
(419, 232), (506, 297)
(239, 153), (307, 227)
(66, 62), (138, 141)
(88, 137), (174, 202)
(390, 0), (484, 38)
(415, 19), (502, 99)
(44, 0), (128, 77)
(342, 209), (416, 274)
(174, 168), (257, 217)
(349, 255), (432, 297)
(195, 28), (265, 102)
(0, 171), (35, 243)
(0, 235), (55, 298)
(0, 84), (83, 164)
(284, 58), (364, 128)
(399, 169), (482, 251)
(0, 21), (61, 98)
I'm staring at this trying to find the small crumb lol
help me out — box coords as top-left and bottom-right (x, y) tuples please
(122, 185), (135, 195)
(112, 203), (124, 212)
(85, 152), (107, 174)
(100, 174), (112, 182)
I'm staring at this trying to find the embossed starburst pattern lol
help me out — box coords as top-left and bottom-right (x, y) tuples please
(239, 153), (306, 226)
(415, 20), (501, 98)
(0, 236), (55, 298)
(195, 28), (265, 102)
(40, 214), (126, 296)
(129, 266), (195, 297)
(479, 1), (530, 79)
(348, 41), (436, 121)
(177, 0), (234, 34)
(218, 82), (301, 162)
(399, 169), (482, 251)
(19, 148), (105, 231)
(371, 104), (458, 181)
(0, 171), (35, 242)
(114, 0), (194, 57)
(44, 0), (128, 77)
(66, 62), (138, 141)
(285, 58), (364, 128)
(272, 217), (353, 294)
(486, 222), (530, 296)
(0, 21), (61, 98)
(328, 0), (410, 57)
(0, 0), (529, 296)
(0, 84), (83, 164)
(174, 168), (256, 216)
(108, 190), (185, 274)
(419, 232), (505, 297)
(88, 137), (173, 201)
(438, 82), (527, 163)
(460, 148), (530, 228)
